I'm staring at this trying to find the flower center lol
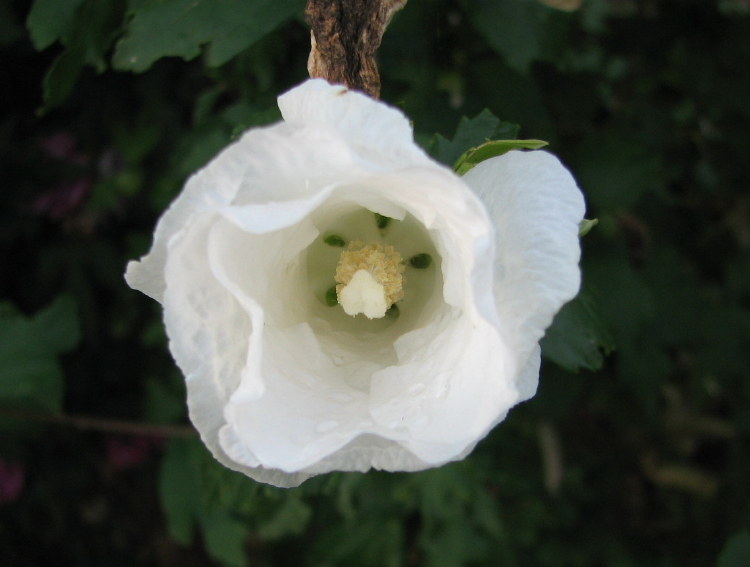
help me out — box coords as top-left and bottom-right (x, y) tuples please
(334, 241), (405, 319)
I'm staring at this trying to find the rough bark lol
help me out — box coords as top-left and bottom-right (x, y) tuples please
(305, 0), (407, 98)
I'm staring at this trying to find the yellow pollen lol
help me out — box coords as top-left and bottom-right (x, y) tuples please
(335, 241), (405, 318)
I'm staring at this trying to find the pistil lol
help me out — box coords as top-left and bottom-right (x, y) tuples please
(335, 241), (405, 319)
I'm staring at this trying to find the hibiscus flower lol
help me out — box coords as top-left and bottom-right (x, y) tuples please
(126, 79), (585, 487)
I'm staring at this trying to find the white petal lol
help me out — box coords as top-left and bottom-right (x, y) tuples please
(126, 126), (280, 302)
(161, 212), (261, 480)
(369, 315), (519, 464)
(126, 118), (364, 302)
(301, 434), (434, 474)
(278, 79), (431, 171)
(516, 343), (542, 402)
(462, 150), (585, 369)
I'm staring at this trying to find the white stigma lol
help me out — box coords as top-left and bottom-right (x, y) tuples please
(338, 269), (388, 319)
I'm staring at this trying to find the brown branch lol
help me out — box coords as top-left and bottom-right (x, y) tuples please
(305, 0), (407, 98)
(0, 406), (197, 438)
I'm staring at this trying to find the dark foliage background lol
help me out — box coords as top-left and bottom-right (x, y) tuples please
(1, 0), (749, 565)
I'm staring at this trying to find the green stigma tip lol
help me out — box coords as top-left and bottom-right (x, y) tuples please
(408, 253), (433, 269)
(385, 304), (400, 318)
(325, 286), (338, 306)
(324, 234), (346, 247)
(374, 213), (392, 230)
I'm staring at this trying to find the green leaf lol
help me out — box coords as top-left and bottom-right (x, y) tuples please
(144, 374), (187, 425)
(26, 0), (85, 50)
(433, 109), (519, 167)
(161, 438), (251, 566)
(39, 0), (125, 112)
(453, 138), (548, 175)
(257, 495), (312, 540)
(465, 0), (571, 74)
(200, 510), (250, 567)
(313, 518), (404, 567)
(228, 105), (283, 140)
(41, 44), (86, 113)
(0, 296), (80, 412)
(586, 255), (655, 338)
(540, 289), (615, 372)
(200, 448), (266, 516)
(717, 530), (750, 567)
(159, 438), (204, 545)
(573, 134), (663, 212)
(171, 125), (233, 177)
(112, 0), (305, 73)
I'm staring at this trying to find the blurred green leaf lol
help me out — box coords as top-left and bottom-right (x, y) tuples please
(313, 517), (404, 567)
(200, 510), (250, 567)
(414, 466), (505, 567)
(201, 451), (264, 516)
(433, 109), (519, 166)
(39, 0), (125, 112)
(227, 105), (283, 140)
(200, 446), (311, 541)
(574, 134), (663, 212)
(161, 440), (257, 566)
(465, 0), (571, 74)
(171, 125), (233, 177)
(41, 43), (87, 111)
(540, 289), (615, 372)
(257, 494), (312, 540)
(143, 374), (187, 425)
(112, 0), (305, 72)
(586, 255), (655, 338)
(0, 296), (80, 412)
(717, 530), (750, 567)
(422, 521), (490, 567)
(26, 0), (85, 50)
(159, 438), (203, 545)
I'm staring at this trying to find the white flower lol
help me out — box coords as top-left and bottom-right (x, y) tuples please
(125, 79), (585, 488)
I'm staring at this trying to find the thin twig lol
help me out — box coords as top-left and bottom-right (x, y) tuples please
(0, 407), (197, 438)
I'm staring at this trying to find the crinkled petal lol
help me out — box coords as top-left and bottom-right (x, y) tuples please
(370, 315), (518, 464)
(126, 101), (379, 302)
(126, 125), (282, 302)
(462, 150), (585, 371)
(278, 79), (431, 171)
(161, 212), (260, 480)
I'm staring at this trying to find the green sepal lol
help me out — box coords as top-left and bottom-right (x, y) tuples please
(578, 218), (598, 237)
(453, 139), (548, 175)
